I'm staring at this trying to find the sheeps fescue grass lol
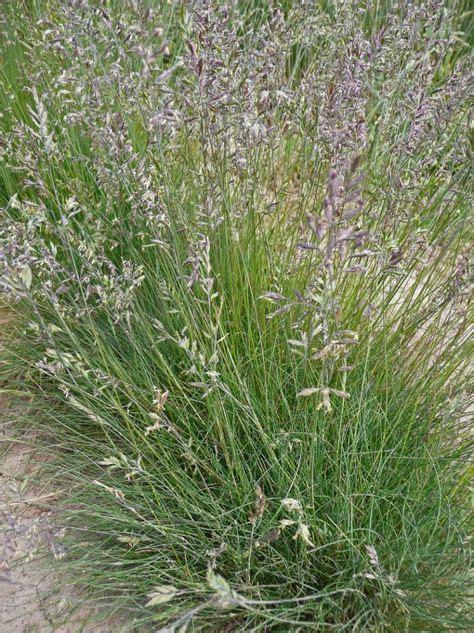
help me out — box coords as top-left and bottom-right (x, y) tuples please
(0, 1), (472, 630)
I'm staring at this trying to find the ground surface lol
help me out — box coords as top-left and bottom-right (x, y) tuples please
(0, 402), (90, 632)
(0, 416), (116, 632)
(1, 419), (61, 631)
(0, 311), (113, 633)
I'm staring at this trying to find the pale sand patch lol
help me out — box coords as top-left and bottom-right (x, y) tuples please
(0, 397), (115, 632)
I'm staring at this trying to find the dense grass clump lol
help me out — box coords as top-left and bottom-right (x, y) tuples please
(0, 1), (472, 630)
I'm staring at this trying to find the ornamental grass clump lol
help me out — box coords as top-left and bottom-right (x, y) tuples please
(0, 1), (472, 630)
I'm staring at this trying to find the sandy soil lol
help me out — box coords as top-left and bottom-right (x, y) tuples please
(0, 401), (101, 632)
(1, 423), (60, 631)
(0, 412), (116, 632)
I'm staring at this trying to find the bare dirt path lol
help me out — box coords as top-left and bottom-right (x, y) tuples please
(0, 416), (62, 632)
(0, 401), (117, 632)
